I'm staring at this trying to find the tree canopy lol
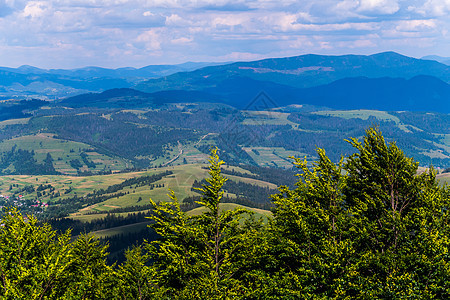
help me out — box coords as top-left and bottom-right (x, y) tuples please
(0, 128), (448, 299)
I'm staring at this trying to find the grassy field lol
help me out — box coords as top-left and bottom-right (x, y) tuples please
(145, 137), (214, 168)
(437, 173), (450, 185)
(90, 221), (152, 239)
(0, 133), (129, 174)
(433, 134), (450, 154)
(186, 203), (272, 222)
(311, 110), (423, 133)
(242, 111), (298, 126)
(0, 162), (278, 218)
(241, 110), (317, 132)
(313, 110), (401, 123)
(242, 146), (313, 169)
(0, 118), (30, 128)
(70, 210), (153, 222)
(89, 203), (272, 239)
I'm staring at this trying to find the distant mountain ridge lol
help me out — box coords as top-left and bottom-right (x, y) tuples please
(135, 51), (450, 93)
(2, 52), (450, 113)
(0, 61), (227, 78)
(0, 62), (228, 98)
(422, 55), (450, 66)
(59, 75), (450, 113)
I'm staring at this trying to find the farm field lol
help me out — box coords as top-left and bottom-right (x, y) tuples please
(313, 109), (401, 122)
(0, 133), (129, 174)
(242, 146), (313, 169)
(312, 109), (423, 133)
(437, 172), (450, 185)
(0, 118), (30, 128)
(0, 162), (280, 218)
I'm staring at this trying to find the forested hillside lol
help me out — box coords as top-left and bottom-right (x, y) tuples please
(1, 128), (449, 299)
(1, 101), (450, 173)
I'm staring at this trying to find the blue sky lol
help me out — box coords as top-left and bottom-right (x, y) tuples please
(0, 0), (449, 68)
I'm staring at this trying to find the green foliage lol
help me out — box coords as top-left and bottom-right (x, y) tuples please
(0, 209), (121, 299)
(116, 245), (157, 299)
(0, 146), (59, 175)
(343, 128), (450, 297)
(0, 209), (72, 299)
(63, 234), (117, 299)
(270, 127), (450, 298)
(0, 127), (449, 299)
(146, 148), (257, 298)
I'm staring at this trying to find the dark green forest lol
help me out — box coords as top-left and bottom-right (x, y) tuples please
(1, 128), (450, 299)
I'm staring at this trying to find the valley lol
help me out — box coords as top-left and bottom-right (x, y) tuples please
(0, 51), (448, 265)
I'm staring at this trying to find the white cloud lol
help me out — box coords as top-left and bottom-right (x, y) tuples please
(409, 0), (450, 16)
(217, 51), (268, 61)
(357, 0), (400, 14)
(136, 29), (162, 50)
(171, 36), (193, 44)
(22, 1), (48, 18)
(0, 0), (448, 68)
(395, 19), (437, 32)
(212, 15), (247, 27)
(349, 38), (378, 48)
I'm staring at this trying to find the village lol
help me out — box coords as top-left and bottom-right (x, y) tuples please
(0, 193), (48, 212)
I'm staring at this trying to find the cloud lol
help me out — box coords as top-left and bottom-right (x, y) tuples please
(357, 0), (400, 15)
(95, 9), (166, 28)
(22, 1), (48, 18)
(217, 51), (268, 61)
(202, 2), (253, 11)
(0, 0), (27, 17)
(395, 19), (437, 32)
(0, 0), (448, 68)
(136, 29), (163, 50)
(409, 0), (450, 16)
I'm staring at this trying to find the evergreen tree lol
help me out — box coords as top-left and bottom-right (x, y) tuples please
(0, 209), (72, 299)
(268, 127), (450, 298)
(116, 245), (157, 300)
(63, 234), (118, 299)
(269, 148), (351, 297)
(343, 127), (450, 297)
(146, 148), (254, 298)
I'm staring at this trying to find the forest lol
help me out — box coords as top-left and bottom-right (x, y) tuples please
(1, 127), (449, 299)
(2, 101), (450, 176)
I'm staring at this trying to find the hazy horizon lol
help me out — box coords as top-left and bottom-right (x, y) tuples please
(2, 51), (449, 71)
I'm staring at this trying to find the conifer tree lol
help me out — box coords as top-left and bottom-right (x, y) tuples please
(147, 148), (252, 298)
(63, 233), (117, 299)
(0, 209), (73, 299)
(269, 148), (351, 297)
(116, 245), (156, 300)
(268, 127), (450, 298)
(343, 127), (450, 297)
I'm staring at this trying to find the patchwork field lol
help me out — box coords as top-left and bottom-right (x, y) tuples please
(89, 202), (273, 239)
(313, 110), (401, 122)
(242, 111), (298, 126)
(0, 118), (30, 128)
(437, 172), (450, 185)
(0, 162), (278, 218)
(242, 146), (313, 169)
(0, 133), (129, 174)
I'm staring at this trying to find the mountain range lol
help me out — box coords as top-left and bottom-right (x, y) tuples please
(1, 51), (449, 113)
(0, 62), (227, 98)
(422, 55), (450, 66)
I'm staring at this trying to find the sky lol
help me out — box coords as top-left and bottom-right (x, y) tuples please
(0, 0), (449, 69)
